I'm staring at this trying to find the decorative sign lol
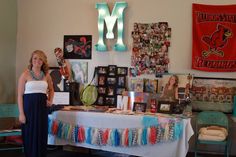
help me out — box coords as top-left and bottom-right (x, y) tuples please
(95, 2), (127, 52)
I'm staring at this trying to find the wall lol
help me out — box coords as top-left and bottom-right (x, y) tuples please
(16, 0), (236, 84)
(0, 0), (16, 103)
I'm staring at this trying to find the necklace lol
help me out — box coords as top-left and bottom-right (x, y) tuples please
(30, 70), (44, 80)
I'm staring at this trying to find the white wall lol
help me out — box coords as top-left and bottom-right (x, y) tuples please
(16, 0), (236, 83)
(0, 0), (16, 103)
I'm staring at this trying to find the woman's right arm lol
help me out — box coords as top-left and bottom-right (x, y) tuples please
(18, 71), (27, 124)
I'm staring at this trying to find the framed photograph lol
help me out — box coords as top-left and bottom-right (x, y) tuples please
(69, 60), (88, 84)
(191, 77), (236, 113)
(98, 87), (106, 95)
(107, 86), (115, 96)
(97, 96), (105, 105)
(133, 102), (147, 112)
(64, 35), (92, 59)
(117, 67), (128, 75)
(129, 78), (143, 92)
(118, 76), (126, 87)
(105, 97), (115, 106)
(98, 75), (106, 86)
(144, 79), (158, 93)
(97, 66), (108, 74)
(117, 88), (126, 95)
(49, 67), (64, 92)
(107, 77), (117, 85)
(108, 65), (117, 76)
(157, 101), (174, 114)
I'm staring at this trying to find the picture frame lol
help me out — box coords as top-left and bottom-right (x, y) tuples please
(97, 96), (105, 105)
(191, 77), (236, 113)
(116, 88), (126, 95)
(97, 66), (108, 75)
(105, 97), (115, 106)
(157, 101), (174, 114)
(144, 79), (158, 93)
(133, 102), (147, 113)
(49, 67), (64, 92)
(108, 65), (117, 76)
(107, 77), (117, 85)
(117, 67), (128, 75)
(129, 78), (143, 92)
(69, 60), (88, 84)
(117, 76), (126, 87)
(98, 87), (106, 95)
(107, 86), (115, 96)
(98, 75), (107, 86)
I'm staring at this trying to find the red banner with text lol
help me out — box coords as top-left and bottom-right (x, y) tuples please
(192, 4), (236, 72)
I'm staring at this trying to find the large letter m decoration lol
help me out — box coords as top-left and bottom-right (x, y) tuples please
(95, 2), (127, 52)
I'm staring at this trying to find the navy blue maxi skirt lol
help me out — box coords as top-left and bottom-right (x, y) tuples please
(22, 93), (48, 157)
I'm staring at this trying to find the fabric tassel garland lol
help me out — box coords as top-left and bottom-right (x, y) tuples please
(142, 128), (147, 145)
(48, 117), (184, 147)
(86, 127), (92, 144)
(102, 129), (109, 145)
(78, 126), (85, 143)
(149, 127), (157, 144)
(123, 128), (129, 146)
(128, 129), (133, 146)
(137, 128), (142, 145)
(74, 126), (79, 143)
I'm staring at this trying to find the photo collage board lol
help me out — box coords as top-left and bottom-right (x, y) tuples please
(131, 22), (171, 77)
(96, 65), (128, 107)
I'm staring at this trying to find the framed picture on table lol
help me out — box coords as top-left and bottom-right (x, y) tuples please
(157, 101), (174, 114)
(133, 102), (147, 113)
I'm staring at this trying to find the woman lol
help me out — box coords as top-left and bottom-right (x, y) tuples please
(18, 50), (54, 157)
(160, 75), (179, 101)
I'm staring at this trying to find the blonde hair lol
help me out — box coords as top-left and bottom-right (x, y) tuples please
(167, 75), (179, 88)
(28, 50), (49, 74)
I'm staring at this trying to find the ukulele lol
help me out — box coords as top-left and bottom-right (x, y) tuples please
(54, 47), (70, 80)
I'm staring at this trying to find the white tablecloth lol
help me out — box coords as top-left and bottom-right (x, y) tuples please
(48, 111), (194, 157)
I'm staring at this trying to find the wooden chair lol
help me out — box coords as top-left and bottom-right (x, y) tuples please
(0, 104), (23, 151)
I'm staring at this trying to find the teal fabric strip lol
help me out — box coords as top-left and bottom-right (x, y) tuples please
(142, 116), (158, 127)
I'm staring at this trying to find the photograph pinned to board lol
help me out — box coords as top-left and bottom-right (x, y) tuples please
(69, 60), (88, 84)
(64, 35), (92, 59)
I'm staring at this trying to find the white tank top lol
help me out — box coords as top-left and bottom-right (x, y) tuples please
(24, 81), (48, 94)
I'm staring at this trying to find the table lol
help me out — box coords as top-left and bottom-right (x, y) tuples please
(48, 111), (193, 157)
